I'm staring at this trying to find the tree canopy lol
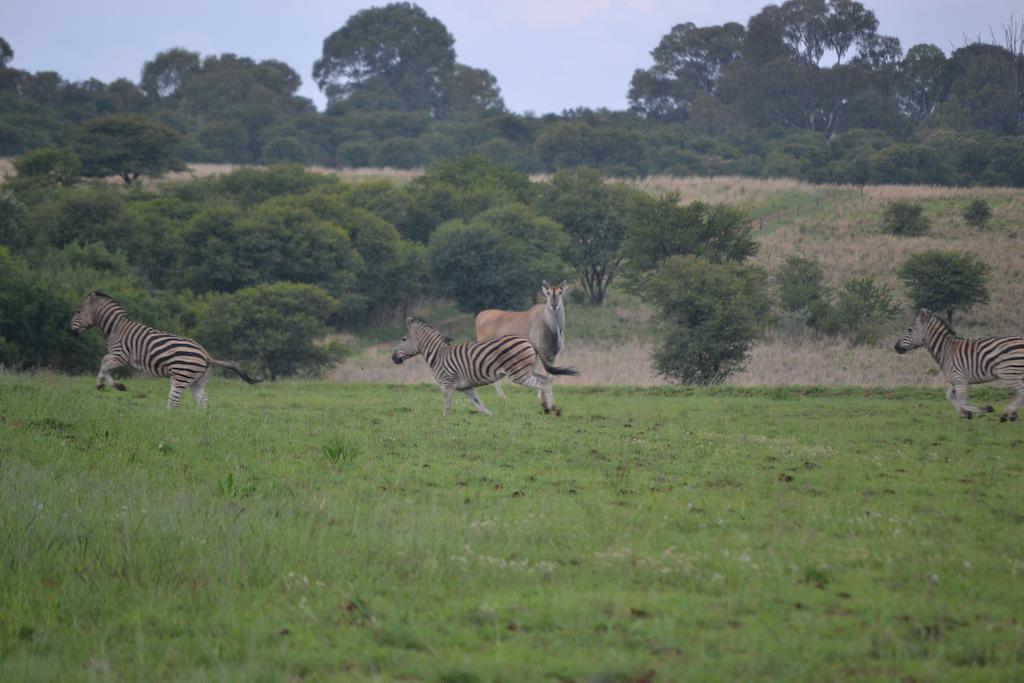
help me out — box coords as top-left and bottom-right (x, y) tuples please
(73, 114), (184, 183)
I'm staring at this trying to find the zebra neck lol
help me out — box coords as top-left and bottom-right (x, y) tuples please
(416, 330), (449, 370)
(924, 326), (955, 366)
(98, 306), (129, 338)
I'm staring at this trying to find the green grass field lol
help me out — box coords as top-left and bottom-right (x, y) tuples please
(2, 372), (1023, 681)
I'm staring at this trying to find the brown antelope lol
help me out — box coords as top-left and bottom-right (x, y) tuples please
(475, 280), (570, 399)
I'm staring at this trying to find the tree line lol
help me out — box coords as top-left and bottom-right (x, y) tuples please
(1, 1), (1022, 186)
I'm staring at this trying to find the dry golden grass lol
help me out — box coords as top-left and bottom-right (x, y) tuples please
(328, 336), (948, 388)
(158, 163), (423, 185)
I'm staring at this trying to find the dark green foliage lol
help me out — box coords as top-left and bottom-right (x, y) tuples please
(195, 282), (347, 380)
(881, 201), (929, 236)
(962, 198), (992, 228)
(897, 250), (990, 326)
(646, 255), (770, 384)
(260, 137), (309, 164)
(313, 2), (456, 114)
(10, 147), (80, 186)
(823, 277), (901, 345)
(774, 254), (833, 329)
(621, 194), (757, 280)
(427, 203), (570, 312)
(73, 114), (184, 183)
(535, 167), (631, 304)
(0, 190), (28, 249)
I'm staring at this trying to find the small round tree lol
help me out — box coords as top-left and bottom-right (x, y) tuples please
(962, 198), (992, 229)
(646, 255), (770, 385)
(74, 114), (184, 184)
(882, 201), (929, 236)
(897, 250), (990, 326)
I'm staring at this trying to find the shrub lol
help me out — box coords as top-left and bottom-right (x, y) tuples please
(773, 254), (833, 332)
(881, 201), (929, 236)
(194, 282), (348, 380)
(962, 198), (992, 229)
(897, 250), (990, 326)
(824, 277), (900, 345)
(646, 255), (770, 385)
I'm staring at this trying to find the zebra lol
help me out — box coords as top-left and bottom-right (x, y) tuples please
(895, 310), (1024, 421)
(68, 291), (259, 408)
(391, 317), (578, 417)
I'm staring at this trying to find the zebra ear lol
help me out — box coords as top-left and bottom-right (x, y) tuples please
(405, 316), (415, 326)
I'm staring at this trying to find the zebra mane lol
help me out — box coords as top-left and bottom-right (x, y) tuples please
(92, 290), (113, 300)
(408, 318), (452, 345)
(920, 310), (957, 337)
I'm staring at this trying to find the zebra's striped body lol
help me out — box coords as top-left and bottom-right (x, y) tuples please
(895, 310), (1024, 421)
(68, 291), (258, 408)
(392, 317), (577, 416)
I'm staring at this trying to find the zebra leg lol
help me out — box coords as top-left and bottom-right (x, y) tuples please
(443, 388), (455, 417)
(167, 378), (190, 409)
(190, 371), (211, 409)
(1000, 381), (1023, 422)
(952, 383), (992, 418)
(461, 388), (493, 416)
(96, 354), (127, 391)
(493, 379), (508, 400)
(515, 374), (559, 416)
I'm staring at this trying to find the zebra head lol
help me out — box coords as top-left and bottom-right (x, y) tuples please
(67, 291), (110, 336)
(541, 280), (570, 313)
(392, 317), (425, 364)
(895, 310), (931, 354)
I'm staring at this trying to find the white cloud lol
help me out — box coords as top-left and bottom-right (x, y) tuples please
(483, 0), (655, 31)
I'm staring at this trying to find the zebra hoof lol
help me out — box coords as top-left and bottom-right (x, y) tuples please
(114, 383), (127, 391)
(984, 405), (994, 413)
(965, 412), (973, 420)
(96, 384), (105, 391)
(1000, 414), (1009, 423)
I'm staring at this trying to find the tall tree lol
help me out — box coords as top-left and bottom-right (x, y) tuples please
(140, 47), (201, 100)
(442, 64), (505, 115)
(629, 21), (746, 120)
(899, 44), (947, 121)
(313, 2), (456, 114)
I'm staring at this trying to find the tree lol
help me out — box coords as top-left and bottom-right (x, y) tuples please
(140, 47), (201, 100)
(73, 114), (184, 183)
(535, 167), (631, 304)
(195, 282), (347, 380)
(774, 254), (832, 328)
(881, 200), (929, 235)
(0, 37), (13, 67)
(899, 44), (947, 121)
(897, 250), (990, 325)
(962, 198), (993, 228)
(427, 203), (570, 312)
(646, 255), (770, 384)
(620, 194), (757, 281)
(628, 21), (746, 120)
(442, 64), (505, 115)
(11, 147), (81, 186)
(824, 276), (900, 344)
(313, 2), (456, 114)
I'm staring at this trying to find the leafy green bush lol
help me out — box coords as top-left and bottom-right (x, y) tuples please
(897, 250), (990, 325)
(881, 201), (929, 236)
(195, 282), (348, 380)
(773, 254), (833, 332)
(962, 198), (992, 228)
(823, 277), (900, 345)
(646, 255), (770, 385)
(427, 203), (570, 312)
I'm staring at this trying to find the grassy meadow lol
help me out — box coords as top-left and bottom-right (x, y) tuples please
(2, 372), (1023, 681)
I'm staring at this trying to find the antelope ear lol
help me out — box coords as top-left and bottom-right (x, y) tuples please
(559, 280), (569, 289)
(542, 279), (550, 288)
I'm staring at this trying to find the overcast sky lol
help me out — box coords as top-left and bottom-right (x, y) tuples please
(2, 1), (1020, 114)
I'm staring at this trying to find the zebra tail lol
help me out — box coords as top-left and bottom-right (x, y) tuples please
(210, 358), (262, 384)
(540, 356), (579, 376)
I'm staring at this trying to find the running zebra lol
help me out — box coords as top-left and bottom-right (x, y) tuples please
(895, 310), (1024, 421)
(391, 317), (578, 417)
(68, 291), (259, 408)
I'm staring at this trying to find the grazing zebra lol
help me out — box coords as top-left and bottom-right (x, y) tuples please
(895, 310), (1024, 421)
(68, 291), (259, 408)
(391, 317), (578, 417)
(475, 280), (570, 399)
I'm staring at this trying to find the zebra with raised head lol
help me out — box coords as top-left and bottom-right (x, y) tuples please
(391, 317), (578, 417)
(68, 291), (260, 408)
(895, 309), (1024, 421)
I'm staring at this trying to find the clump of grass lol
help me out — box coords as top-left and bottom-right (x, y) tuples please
(321, 436), (360, 465)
